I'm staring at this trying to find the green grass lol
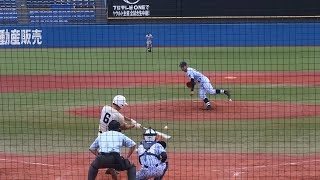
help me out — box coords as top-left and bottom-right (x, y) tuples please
(0, 47), (319, 155)
(0, 85), (319, 154)
(0, 47), (320, 74)
(169, 117), (320, 154)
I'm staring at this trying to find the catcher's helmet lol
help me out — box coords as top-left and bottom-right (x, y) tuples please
(179, 61), (187, 68)
(108, 120), (121, 132)
(112, 95), (128, 108)
(143, 128), (157, 142)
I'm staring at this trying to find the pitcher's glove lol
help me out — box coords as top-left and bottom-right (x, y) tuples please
(186, 81), (193, 88)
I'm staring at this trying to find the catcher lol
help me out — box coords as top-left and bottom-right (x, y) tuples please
(180, 61), (232, 110)
(136, 128), (168, 180)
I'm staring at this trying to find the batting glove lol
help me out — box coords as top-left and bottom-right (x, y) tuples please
(130, 119), (137, 124)
(134, 123), (142, 129)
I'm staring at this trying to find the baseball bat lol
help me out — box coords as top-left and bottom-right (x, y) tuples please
(142, 126), (171, 140)
(129, 119), (171, 139)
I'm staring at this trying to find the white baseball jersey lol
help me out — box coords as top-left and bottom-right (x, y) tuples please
(137, 143), (165, 166)
(185, 67), (206, 83)
(99, 105), (125, 133)
(185, 67), (216, 99)
(145, 34), (153, 42)
(136, 142), (167, 179)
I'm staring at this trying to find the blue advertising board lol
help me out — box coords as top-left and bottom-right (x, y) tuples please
(0, 23), (320, 48)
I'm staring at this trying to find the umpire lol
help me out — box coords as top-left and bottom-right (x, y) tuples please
(88, 120), (137, 180)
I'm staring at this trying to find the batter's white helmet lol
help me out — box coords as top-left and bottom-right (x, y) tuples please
(143, 128), (157, 142)
(112, 95), (128, 108)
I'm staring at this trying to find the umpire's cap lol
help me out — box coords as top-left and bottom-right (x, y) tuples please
(108, 120), (121, 132)
(179, 61), (187, 68)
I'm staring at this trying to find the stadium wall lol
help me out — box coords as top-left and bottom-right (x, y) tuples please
(1, 23), (320, 48)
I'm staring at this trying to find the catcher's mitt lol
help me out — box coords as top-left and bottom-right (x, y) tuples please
(186, 81), (193, 88)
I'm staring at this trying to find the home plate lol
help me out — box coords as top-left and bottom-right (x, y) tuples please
(224, 76), (237, 79)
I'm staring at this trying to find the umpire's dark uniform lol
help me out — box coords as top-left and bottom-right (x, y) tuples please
(88, 120), (136, 180)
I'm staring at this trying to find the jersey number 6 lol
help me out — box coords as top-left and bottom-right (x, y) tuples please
(103, 112), (111, 124)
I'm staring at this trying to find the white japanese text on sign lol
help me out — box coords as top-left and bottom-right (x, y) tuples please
(0, 29), (42, 46)
(112, 5), (150, 16)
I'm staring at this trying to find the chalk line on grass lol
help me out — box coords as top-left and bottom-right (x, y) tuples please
(0, 158), (57, 167)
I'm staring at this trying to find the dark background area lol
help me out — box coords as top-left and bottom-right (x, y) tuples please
(108, 0), (320, 17)
(181, 0), (320, 16)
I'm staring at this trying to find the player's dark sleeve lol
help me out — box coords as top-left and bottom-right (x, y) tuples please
(160, 152), (167, 163)
(157, 141), (166, 149)
(190, 78), (196, 91)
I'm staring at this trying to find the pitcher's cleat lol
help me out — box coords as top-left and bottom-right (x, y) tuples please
(224, 90), (231, 100)
(200, 105), (212, 110)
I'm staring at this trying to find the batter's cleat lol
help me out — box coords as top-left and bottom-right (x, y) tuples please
(224, 90), (231, 100)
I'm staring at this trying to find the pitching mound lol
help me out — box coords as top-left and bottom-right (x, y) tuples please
(67, 100), (320, 120)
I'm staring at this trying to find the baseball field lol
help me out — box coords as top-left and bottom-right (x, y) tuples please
(1, 47), (320, 179)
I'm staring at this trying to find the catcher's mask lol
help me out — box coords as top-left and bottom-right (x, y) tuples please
(143, 128), (157, 142)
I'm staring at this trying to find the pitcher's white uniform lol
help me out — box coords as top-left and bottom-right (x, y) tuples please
(180, 61), (231, 109)
(99, 105), (125, 133)
(185, 67), (216, 100)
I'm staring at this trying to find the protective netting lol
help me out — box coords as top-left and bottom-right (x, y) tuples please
(1, 0), (320, 179)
